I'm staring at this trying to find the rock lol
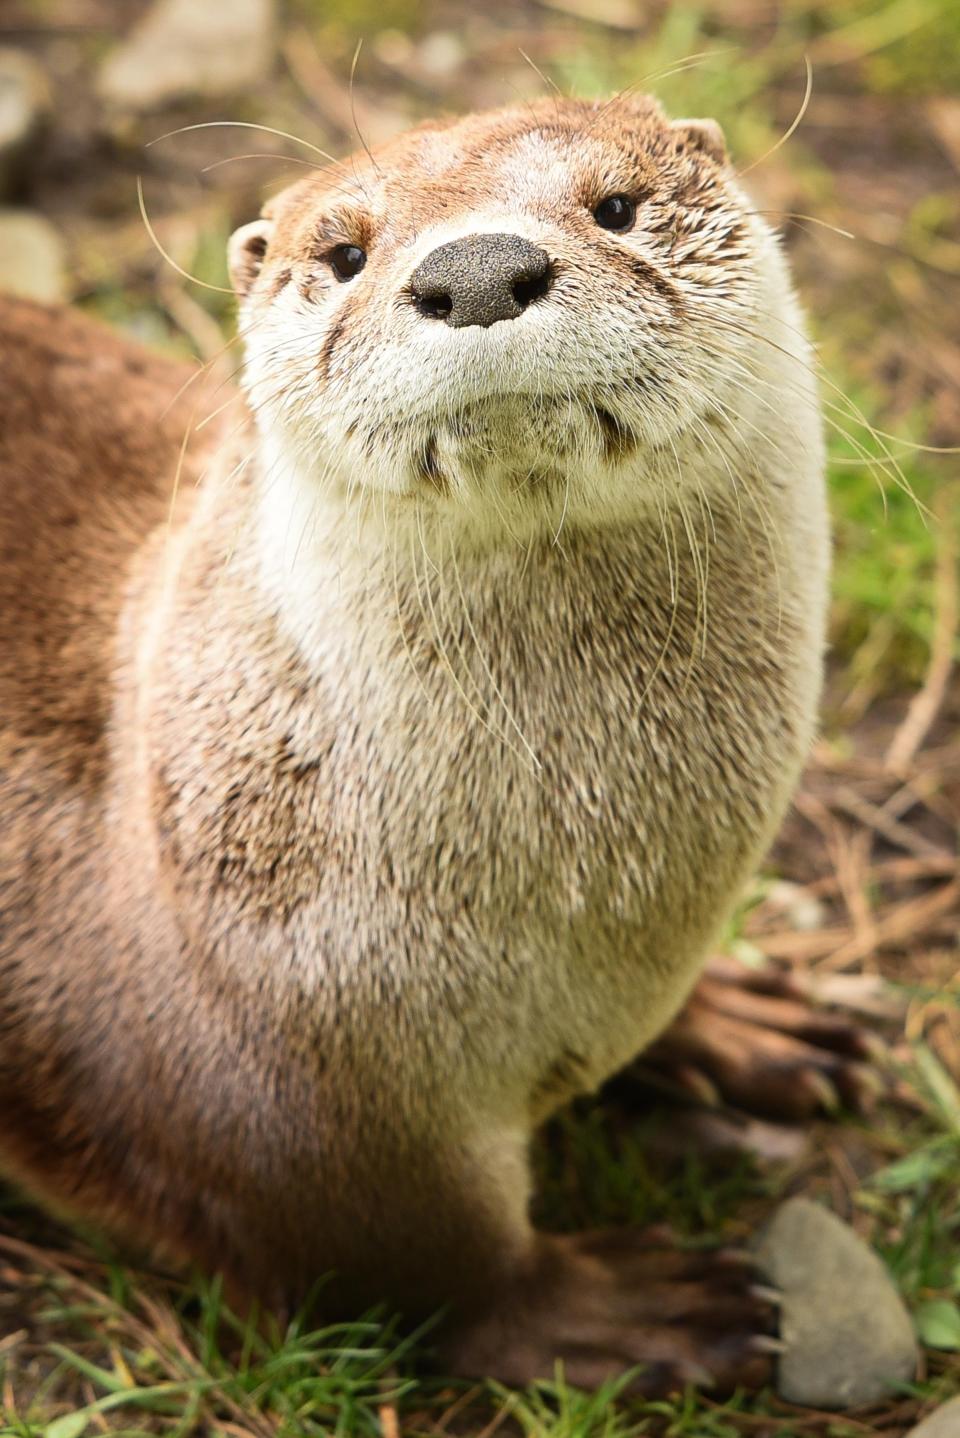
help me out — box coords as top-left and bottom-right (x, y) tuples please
(764, 878), (827, 932)
(0, 210), (67, 302)
(904, 1398), (960, 1438)
(0, 49), (51, 199)
(811, 971), (908, 1021)
(98, 0), (275, 112)
(417, 32), (466, 80)
(754, 1197), (918, 1408)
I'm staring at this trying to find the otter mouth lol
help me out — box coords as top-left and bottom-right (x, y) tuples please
(591, 405), (639, 462)
(402, 397), (641, 499)
(414, 434), (447, 494)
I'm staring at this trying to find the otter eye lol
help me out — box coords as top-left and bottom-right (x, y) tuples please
(328, 244), (366, 281)
(593, 195), (636, 232)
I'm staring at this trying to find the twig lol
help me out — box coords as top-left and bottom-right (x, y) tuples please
(880, 771), (946, 821)
(757, 880), (959, 964)
(379, 1402), (401, 1438)
(803, 852), (956, 894)
(529, 0), (644, 31)
(0, 1233), (276, 1438)
(818, 880), (960, 971)
(836, 827), (877, 967)
(826, 784), (947, 859)
(886, 489), (958, 771)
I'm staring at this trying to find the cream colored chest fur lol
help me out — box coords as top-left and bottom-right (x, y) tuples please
(125, 483), (825, 1128)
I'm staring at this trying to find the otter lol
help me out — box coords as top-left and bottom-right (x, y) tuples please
(0, 95), (878, 1393)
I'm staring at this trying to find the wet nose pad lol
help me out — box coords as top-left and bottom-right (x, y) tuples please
(409, 233), (553, 328)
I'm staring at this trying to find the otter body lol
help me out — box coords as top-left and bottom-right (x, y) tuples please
(1, 97), (829, 1388)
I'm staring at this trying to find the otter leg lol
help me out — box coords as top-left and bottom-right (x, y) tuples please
(441, 1226), (777, 1395)
(637, 958), (884, 1120)
(0, 1069), (778, 1395)
(216, 1123), (776, 1397)
(361, 1131), (777, 1395)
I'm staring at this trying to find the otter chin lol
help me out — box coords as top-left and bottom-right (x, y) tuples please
(398, 394), (634, 503)
(0, 93), (877, 1398)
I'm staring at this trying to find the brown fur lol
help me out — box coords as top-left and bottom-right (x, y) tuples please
(0, 97), (829, 1389)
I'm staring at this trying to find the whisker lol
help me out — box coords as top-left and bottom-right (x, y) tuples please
(753, 209), (856, 242)
(697, 308), (929, 517)
(194, 391), (243, 432)
(408, 514), (529, 764)
(584, 50), (733, 137)
(147, 119), (343, 167)
(349, 39), (382, 180)
(158, 326), (246, 423)
(449, 531), (542, 774)
(685, 402), (785, 638)
(517, 47), (565, 101)
(738, 53), (813, 178)
(201, 152), (331, 175)
(137, 176), (234, 294)
(666, 435), (708, 673)
(391, 519), (433, 708)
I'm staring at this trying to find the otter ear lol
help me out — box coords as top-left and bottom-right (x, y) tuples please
(227, 219), (275, 297)
(671, 117), (727, 165)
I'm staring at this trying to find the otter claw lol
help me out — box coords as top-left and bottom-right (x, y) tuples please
(750, 1334), (788, 1355)
(639, 961), (887, 1122)
(749, 1283), (782, 1306)
(714, 1247), (756, 1268)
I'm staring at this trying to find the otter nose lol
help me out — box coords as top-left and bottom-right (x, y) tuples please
(409, 233), (553, 328)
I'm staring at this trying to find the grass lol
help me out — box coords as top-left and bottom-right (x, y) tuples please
(4, 1045), (959, 1437)
(2, 0), (959, 1434)
(824, 385), (947, 702)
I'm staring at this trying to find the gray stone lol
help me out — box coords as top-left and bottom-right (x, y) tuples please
(98, 0), (275, 112)
(0, 49), (51, 198)
(0, 210), (67, 303)
(754, 1197), (918, 1408)
(905, 1397), (960, 1438)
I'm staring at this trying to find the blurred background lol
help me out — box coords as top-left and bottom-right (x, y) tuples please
(1, 3), (959, 1435)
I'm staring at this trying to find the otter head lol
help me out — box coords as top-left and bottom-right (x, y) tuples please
(227, 96), (795, 537)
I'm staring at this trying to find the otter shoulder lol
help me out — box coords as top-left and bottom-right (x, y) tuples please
(0, 297), (224, 784)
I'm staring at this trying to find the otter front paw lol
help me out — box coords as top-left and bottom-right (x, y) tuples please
(441, 1228), (777, 1396)
(638, 957), (885, 1120)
